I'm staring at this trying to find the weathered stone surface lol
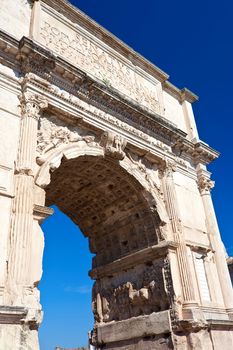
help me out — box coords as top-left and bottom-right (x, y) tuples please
(98, 334), (173, 350)
(96, 311), (171, 343)
(0, 0), (233, 349)
(210, 329), (233, 349)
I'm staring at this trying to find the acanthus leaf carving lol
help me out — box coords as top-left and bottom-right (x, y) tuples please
(19, 91), (48, 120)
(197, 174), (215, 195)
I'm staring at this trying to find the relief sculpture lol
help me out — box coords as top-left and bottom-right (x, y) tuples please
(100, 130), (127, 160)
(37, 115), (96, 156)
(92, 260), (169, 323)
(127, 151), (163, 197)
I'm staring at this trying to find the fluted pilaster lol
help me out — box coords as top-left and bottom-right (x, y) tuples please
(7, 91), (47, 287)
(161, 161), (197, 310)
(197, 169), (233, 314)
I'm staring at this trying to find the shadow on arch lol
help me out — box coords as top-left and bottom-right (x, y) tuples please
(35, 143), (169, 270)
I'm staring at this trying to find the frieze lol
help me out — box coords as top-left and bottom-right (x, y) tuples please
(16, 41), (218, 170)
(46, 83), (172, 154)
(39, 20), (161, 114)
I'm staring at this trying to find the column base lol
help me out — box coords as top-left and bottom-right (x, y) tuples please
(182, 302), (205, 321)
(0, 306), (40, 350)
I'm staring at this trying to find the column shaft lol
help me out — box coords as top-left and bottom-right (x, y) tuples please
(162, 167), (196, 305)
(199, 179), (233, 312)
(7, 91), (47, 288)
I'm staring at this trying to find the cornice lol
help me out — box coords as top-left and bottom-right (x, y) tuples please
(89, 241), (178, 279)
(172, 137), (219, 165)
(33, 204), (54, 222)
(0, 306), (27, 325)
(0, 30), (20, 71)
(162, 81), (199, 103)
(0, 31), (219, 166)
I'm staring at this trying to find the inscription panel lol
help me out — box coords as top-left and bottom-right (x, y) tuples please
(39, 8), (162, 114)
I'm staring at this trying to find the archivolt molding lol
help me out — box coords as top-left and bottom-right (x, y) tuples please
(35, 140), (169, 228)
(35, 144), (104, 188)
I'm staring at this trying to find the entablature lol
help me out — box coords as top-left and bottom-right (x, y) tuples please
(89, 240), (178, 279)
(0, 31), (219, 170)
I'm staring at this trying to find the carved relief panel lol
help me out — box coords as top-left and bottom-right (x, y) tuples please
(92, 258), (171, 323)
(37, 114), (97, 157)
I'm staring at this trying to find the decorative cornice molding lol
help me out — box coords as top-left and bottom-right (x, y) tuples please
(172, 138), (219, 165)
(19, 38), (56, 76)
(0, 31), (20, 72)
(0, 31), (219, 166)
(90, 241), (178, 279)
(0, 306), (27, 325)
(180, 88), (199, 104)
(162, 81), (199, 104)
(33, 204), (54, 222)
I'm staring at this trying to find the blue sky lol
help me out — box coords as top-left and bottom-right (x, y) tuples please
(39, 0), (233, 348)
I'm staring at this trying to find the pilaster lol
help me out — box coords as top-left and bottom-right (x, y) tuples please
(6, 91), (48, 302)
(197, 167), (233, 318)
(161, 160), (203, 321)
(29, 0), (42, 41)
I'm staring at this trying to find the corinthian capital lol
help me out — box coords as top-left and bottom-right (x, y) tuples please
(197, 174), (215, 195)
(18, 92), (48, 120)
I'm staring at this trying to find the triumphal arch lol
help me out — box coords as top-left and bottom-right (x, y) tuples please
(0, 0), (233, 349)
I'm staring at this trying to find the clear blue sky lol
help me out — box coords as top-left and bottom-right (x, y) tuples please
(39, 0), (233, 349)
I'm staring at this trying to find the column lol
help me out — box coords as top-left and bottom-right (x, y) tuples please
(161, 161), (201, 319)
(197, 169), (233, 317)
(7, 91), (48, 300)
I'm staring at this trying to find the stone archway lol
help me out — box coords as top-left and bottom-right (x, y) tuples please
(34, 141), (173, 349)
(31, 132), (175, 348)
(1, 0), (233, 346)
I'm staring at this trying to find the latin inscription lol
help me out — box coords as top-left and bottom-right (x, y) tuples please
(40, 21), (161, 114)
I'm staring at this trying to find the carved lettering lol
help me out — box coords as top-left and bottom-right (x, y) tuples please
(40, 21), (160, 114)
